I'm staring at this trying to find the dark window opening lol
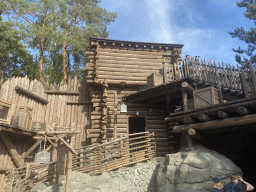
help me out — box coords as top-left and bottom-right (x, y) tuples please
(129, 117), (146, 134)
(194, 126), (256, 188)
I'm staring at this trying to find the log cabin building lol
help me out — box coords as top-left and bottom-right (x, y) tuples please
(85, 37), (185, 156)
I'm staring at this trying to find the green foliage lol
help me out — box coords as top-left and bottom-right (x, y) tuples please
(1, 0), (117, 83)
(229, 0), (256, 68)
(0, 16), (35, 83)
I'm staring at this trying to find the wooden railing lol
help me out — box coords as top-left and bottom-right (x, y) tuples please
(164, 58), (256, 94)
(72, 132), (156, 175)
(2, 162), (57, 192)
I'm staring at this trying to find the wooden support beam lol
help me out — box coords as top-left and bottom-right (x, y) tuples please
(166, 96), (256, 122)
(65, 136), (74, 192)
(56, 135), (78, 156)
(181, 81), (194, 93)
(171, 113), (256, 133)
(114, 91), (117, 140)
(66, 101), (92, 105)
(237, 107), (250, 116)
(15, 86), (48, 104)
(239, 70), (250, 98)
(46, 137), (57, 148)
(180, 132), (193, 149)
(249, 63), (256, 95)
(0, 132), (24, 168)
(198, 113), (211, 122)
(183, 117), (195, 125)
(218, 111), (228, 119)
(37, 130), (80, 135)
(214, 61), (224, 103)
(182, 90), (188, 111)
(44, 90), (80, 95)
(188, 128), (201, 139)
(21, 139), (42, 159)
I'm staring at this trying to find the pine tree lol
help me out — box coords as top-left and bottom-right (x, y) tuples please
(229, 0), (256, 68)
(0, 16), (34, 84)
(1, 0), (63, 81)
(56, 0), (117, 82)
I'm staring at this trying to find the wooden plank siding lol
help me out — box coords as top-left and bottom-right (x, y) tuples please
(0, 76), (92, 169)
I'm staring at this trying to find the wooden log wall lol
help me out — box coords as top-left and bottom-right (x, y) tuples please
(44, 77), (91, 149)
(0, 76), (91, 165)
(88, 85), (169, 156)
(85, 42), (182, 85)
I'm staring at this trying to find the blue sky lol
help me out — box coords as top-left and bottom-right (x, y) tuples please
(100, 0), (255, 65)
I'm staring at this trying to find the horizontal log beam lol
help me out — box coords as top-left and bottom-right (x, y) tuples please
(166, 96), (256, 122)
(44, 90), (80, 95)
(15, 86), (48, 104)
(198, 113), (211, 122)
(66, 101), (92, 105)
(217, 111), (228, 119)
(183, 117), (195, 125)
(237, 107), (250, 116)
(171, 113), (256, 133)
(181, 82), (194, 93)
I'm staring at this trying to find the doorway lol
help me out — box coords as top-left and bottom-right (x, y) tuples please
(129, 117), (146, 134)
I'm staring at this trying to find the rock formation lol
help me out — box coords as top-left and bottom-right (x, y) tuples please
(156, 145), (242, 192)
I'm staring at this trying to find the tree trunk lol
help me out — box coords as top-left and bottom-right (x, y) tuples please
(39, 36), (44, 81)
(62, 42), (68, 82)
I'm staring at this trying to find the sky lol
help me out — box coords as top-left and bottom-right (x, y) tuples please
(99, 0), (255, 65)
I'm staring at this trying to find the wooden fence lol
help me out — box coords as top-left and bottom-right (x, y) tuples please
(164, 58), (256, 95)
(1, 162), (56, 192)
(72, 132), (156, 175)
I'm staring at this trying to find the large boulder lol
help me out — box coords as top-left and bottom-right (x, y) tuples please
(156, 145), (242, 192)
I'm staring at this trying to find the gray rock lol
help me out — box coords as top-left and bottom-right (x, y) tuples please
(156, 145), (242, 192)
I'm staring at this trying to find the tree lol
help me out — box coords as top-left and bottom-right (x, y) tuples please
(1, 0), (63, 81)
(56, 0), (117, 82)
(0, 17), (34, 84)
(229, 0), (256, 68)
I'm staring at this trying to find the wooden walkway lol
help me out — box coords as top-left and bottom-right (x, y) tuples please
(164, 58), (256, 98)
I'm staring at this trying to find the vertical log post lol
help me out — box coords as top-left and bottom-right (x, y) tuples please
(114, 91), (117, 140)
(214, 61), (224, 103)
(239, 69), (250, 98)
(249, 63), (256, 96)
(65, 135), (74, 192)
(0, 173), (5, 192)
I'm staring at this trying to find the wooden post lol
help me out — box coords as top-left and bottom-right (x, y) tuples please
(182, 89), (188, 111)
(239, 70), (250, 98)
(188, 128), (201, 139)
(181, 82), (194, 93)
(114, 91), (117, 140)
(249, 63), (256, 95)
(0, 132), (24, 168)
(65, 136), (74, 192)
(180, 132), (193, 149)
(214, 61), (224, 103)
(0, 173), (5, 192)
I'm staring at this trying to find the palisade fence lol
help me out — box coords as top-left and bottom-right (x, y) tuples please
(2, 162), (57, 192)
(164, 58), (256, 94)
(72, 132), (156, 175)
